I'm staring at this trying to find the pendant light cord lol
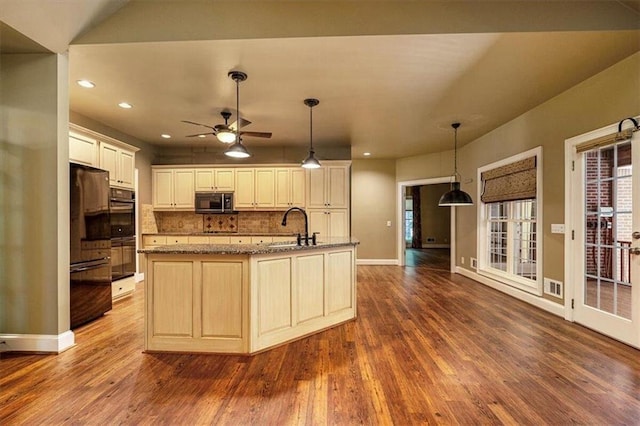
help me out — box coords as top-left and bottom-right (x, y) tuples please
(309, 105), (314, 150)
(452, 122), (461, 181)
(235, 76), (240, 144)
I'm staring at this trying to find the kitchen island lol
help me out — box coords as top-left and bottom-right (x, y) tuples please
(139, 238), (358, 354)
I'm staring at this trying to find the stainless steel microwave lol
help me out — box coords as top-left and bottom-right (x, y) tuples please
(194, 192), (235, 214)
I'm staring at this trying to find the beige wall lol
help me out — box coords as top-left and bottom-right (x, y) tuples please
(1, 53), (69, 335)
(419, 184), (451, 246)
(351, 159), (396, 260)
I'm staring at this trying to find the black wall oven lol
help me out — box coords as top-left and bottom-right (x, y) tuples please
(110, 188), (136, 281)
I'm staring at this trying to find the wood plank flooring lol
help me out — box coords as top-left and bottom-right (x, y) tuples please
(2, 257), (640, 425)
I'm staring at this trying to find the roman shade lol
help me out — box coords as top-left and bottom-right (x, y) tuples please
(575, 128), (633, 153)
(481, 156), (537, 203)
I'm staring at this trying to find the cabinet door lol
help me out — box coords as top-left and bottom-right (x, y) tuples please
(326, 250), (354, 314)
(274, 168), (292, 208)
(327, 166), (348, 208)
(254, 168), (275, 208)
(100, 143), (119, 186)
(234, 169), (255, 209)
(173, 169), (195, 209)
(118, 150), (135, 189)
(308, 209), (329, 240)
(201, 262), (244, 337)
(290, 168), (306, 207)
(214, 169), (235, 191)
(195, 169), (215, 191)
(307, 168), (327, 208)
(153, 169), (175, 209)
(328, 209), (349, 238)
(69, 133), (97, 166)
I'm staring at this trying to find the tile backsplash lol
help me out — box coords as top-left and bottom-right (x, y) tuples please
(141, 204), (305, 235)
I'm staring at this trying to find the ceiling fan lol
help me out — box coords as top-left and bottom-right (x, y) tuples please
(182, 74), (272, 144)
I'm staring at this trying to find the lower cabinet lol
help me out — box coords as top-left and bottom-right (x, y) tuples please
(112, 276), (136, 300)
(145, 256), (249, 353)
(250, 248), (356, 352)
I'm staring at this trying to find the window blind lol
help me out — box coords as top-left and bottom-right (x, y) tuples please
(481, 156), (537, 203)
(575, 128), (634, 153)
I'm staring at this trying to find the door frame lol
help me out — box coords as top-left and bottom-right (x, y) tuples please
(564, 117), (639, 347)
(396, 176), (455, 270)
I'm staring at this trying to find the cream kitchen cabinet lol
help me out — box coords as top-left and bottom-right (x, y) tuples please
(194, 168), (235, 192)
(275, 168), (306, 209)
(69, 132), (98, 167)
(100, 141), (135, 189)
(306, 162), (350, 209)
(234, 168), (275, 210)
(152, 168), (195, 210)
(308, 208), (349, 239)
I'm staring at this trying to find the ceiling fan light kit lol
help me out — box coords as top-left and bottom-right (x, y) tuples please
(225, 71), (252, 158)
(439, 122), (474, 206)
(302, 98), (321, 169)
(216, 111), (236, 143)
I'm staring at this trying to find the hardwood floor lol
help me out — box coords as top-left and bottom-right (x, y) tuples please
(2, 263), (640, 425)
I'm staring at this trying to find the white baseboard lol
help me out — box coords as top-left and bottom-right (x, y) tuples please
(0, 330), (75, 353)
(456, 267), (565, 317)
(421, 244), (451, 249)
(356, 259), (399, 265)
(135, 272), (144, 283)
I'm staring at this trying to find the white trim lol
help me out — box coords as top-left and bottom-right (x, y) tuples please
(476, 146), (543, 295)
(356, 259), (399, 265)
(135, 272), (145, 283)
(457, 267), (565, 317)
(0, 330), (75, 353)
(396, 176), (455, 270)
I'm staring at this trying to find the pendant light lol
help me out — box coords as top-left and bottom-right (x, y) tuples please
(225, 71), (251, 158)
(439, 122), (473, 206)
(301, 98), (321, 169)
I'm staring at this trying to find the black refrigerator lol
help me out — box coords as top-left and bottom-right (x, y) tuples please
(70, 163), (112, 329)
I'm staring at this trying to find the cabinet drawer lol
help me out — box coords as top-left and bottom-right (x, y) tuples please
(229, 236), (251, 244)
(112, 277), (135, 299)
(188, 236), (210, 244)
(209, 236), (231, 244)
(168, 236), (189, 244)
(251, 236), (273, 244)
(143, 235), (167, 247)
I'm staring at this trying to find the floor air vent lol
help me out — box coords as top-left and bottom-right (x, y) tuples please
(544, 278), (563, 298)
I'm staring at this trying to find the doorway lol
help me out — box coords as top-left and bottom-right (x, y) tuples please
(397, 177), (455, 270)
(566, 119), (639, 348)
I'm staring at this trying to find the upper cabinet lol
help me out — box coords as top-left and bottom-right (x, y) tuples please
(306, 163), (350, 209)
(195, 168), (235, 192)
(152, 168), (195, 210)
(234, 168), (276, 210)
(100, 142), (135, 189)
(275, 168), (306, 209)
(69, 132), (98, 167)
(69, 124), (138, 190)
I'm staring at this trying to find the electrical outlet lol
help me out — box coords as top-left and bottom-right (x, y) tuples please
(471, 257), (477, 269)
(461, 257), (465, 265)
(544, 278), (563, 298)
(386, 221), (392, 227)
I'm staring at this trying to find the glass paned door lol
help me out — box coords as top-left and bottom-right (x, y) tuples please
(573, 129), (639, 348)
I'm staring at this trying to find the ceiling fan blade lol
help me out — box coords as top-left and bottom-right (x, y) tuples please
(229, 117), (252, 131)
(182, 120), (216, 130)
(239, 131), (272, 139)
(186, 132), (214, 138)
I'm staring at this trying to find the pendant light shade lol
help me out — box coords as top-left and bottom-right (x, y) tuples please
(225, 71), (252, 158)
(302, 98), (321, 169)
(439, 122), (473, 206)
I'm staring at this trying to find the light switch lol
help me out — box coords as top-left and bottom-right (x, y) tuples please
(386, 221), (392, 227)
(551, 224), (565, 234)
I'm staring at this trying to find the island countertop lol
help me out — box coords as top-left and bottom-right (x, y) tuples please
(138, 237), (359, 255)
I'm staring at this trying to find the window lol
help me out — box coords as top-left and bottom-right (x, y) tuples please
(478, 147), (542, 294)
(405, 197), (413, 243)
(487, 199), (537, 279)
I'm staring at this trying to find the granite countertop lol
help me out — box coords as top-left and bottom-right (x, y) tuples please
(142, 232), (298, 237)
(138, 237), (359, 255)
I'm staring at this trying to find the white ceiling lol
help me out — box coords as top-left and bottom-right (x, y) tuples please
(2, 1), (640, 160)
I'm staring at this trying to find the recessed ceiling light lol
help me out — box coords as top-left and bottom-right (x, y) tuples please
(118, 102), (133, 109)
(161, 134), (171, 139)
(363, 152), (371, 156)
(77, 80), (95, 88)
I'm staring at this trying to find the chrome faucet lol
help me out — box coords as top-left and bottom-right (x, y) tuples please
(281, 207), (316, 245)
